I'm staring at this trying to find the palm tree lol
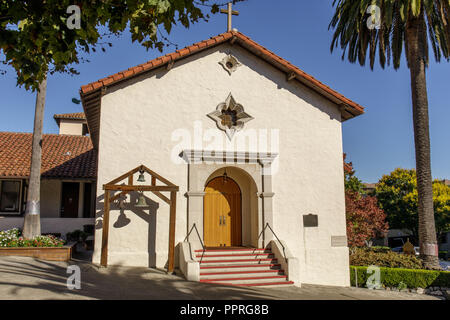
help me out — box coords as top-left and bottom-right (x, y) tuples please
(329, 0), (449, 270)
(22, 77), (47, 239)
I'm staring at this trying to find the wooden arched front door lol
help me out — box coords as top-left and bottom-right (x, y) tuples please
(204, 176), (242, 247)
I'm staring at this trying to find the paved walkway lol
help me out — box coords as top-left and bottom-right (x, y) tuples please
(0, 256), (440, 300)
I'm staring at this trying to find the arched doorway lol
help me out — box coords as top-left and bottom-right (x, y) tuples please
(204, 176), (242, 247)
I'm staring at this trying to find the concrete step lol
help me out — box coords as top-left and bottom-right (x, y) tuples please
(200, 269), (285, 280)
(200, 263), (281, 273)
(196, 253), (274, 261)
(199, 258), (278, 265)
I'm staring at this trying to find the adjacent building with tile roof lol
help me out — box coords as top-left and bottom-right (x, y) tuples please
(0, 115), (96, 235)
(0, 132), (95, 179)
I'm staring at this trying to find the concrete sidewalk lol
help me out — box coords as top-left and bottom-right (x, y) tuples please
(0, 256), (440, 300)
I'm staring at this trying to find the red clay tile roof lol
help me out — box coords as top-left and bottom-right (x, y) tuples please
(53, 112), (86, 120)
(0, 132), (96, 179)
(53, 113), (87, 129)
(80, 31), (365, 149)
(80, 31), (364, 115)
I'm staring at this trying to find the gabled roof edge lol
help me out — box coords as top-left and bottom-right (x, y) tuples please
(80, 31), (365, 149)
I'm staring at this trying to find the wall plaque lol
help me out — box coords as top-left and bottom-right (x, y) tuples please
(331, 236), (348, 247)
(303, 214), (318, 227)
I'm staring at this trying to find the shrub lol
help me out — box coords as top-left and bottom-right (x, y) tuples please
(0, 228), (65, 247)
(350, 247), (423, 269)
(397, 281), (407, 290)
(350, 266), (450, 289)
(66, 229), (89, 242)
(369, 246), (391, 253)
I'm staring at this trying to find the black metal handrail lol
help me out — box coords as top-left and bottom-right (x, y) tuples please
(184, 223), (206, 262)
(258, 223), (287, 263)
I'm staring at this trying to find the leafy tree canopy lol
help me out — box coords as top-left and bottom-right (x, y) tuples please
(343, 158), (388, 246)
(375, 168), (450, 238)
(329, 0), (450, 69)
(345, 171), (366, 194)
(0, 0), (245, 90)
(344, 158), (365, 194)
(346, 190), (389, 247)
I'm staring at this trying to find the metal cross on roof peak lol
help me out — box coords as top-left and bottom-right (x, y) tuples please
(220, 2), (239, 32)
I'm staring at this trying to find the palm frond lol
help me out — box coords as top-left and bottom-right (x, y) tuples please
(329, 0), (450, 69)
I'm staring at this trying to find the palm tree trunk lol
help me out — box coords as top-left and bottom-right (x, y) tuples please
(22, 76), (47, 239)
(405, 15), (440, 270)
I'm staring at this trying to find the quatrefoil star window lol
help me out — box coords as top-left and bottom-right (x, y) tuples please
(207, 93), (254, 140)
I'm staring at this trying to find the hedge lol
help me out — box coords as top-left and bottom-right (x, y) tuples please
(350, 247), (423, 269)
(350, 266), (450, 289)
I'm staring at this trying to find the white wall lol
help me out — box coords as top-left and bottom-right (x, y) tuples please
(0, 217), (95, 238)
(59, 120), (84, 135)
(1, 180), (95, 238)
(93, 43), (350, 286)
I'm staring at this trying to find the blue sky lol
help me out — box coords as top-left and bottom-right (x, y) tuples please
(1, 1), (449, 183)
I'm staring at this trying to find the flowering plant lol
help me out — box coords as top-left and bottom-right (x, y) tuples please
(0, 228), (65, 247)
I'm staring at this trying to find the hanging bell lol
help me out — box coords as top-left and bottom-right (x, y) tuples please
(222, 169), (228, 183)
(135, 193), (148, 208)
(137, 171), (146, 182)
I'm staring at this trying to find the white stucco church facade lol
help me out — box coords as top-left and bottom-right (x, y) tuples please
(80, 31), (364, 287)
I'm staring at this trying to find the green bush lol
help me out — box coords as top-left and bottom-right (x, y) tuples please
(66, 229), (89, 242)
(369, 246), (392, 253)
(350, 247), (423, 269)
(350, 266), (450, 289)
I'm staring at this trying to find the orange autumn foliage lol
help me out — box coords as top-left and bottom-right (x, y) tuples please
(345, 191), (389, 247)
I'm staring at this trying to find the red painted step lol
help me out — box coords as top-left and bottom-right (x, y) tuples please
(200, 263), (281, 269)
(199, 258), (276, 264)
(196, 248), (293, 287)
(195, 248), (267, 252)
(200, 269), (284, 276)
(207, 281), (295, 287)
(196, 253), (273, 258)
(200, 275), (287, 282)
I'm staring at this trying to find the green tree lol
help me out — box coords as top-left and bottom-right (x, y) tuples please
(344, 155), (365, 193)
(343, 158), (388, 246)
(376, 168), (450, 244)
(329, 0), (449, 269)
(376, 169), (419, 238)
(432, 181), (450, 237)
(1, 0), (241, 238)
(345, 168), (366, 194)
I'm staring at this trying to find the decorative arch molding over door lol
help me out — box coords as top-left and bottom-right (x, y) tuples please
(204, 176), (242, 247)
(181, 149), (278, 249)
